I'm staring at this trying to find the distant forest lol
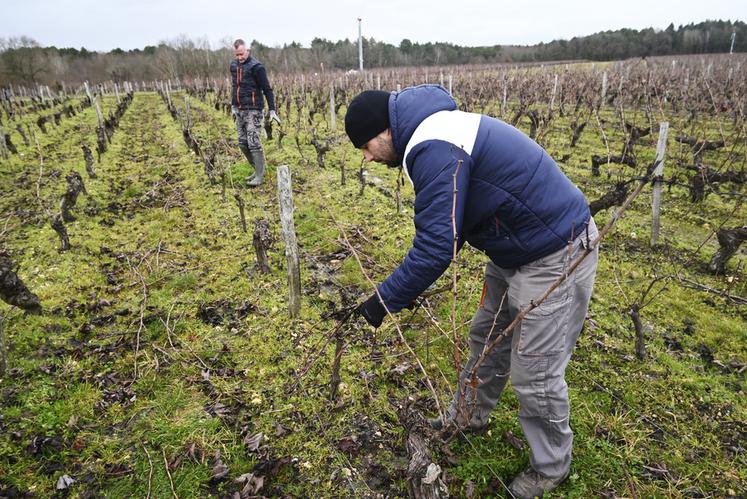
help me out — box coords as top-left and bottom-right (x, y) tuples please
(0, 19), (744, 86)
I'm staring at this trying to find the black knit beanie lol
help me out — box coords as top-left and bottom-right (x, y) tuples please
(345, 90), (391, 148)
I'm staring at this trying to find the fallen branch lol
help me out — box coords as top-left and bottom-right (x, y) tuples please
(127, 253), (151, 381)
(676, 276), (747, 305)
(142, 443), (153, 499)
(162, 448), (179, 499)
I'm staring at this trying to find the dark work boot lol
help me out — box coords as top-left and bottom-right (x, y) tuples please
(508, 466), (570, 499)
(246, 150), (266, 187)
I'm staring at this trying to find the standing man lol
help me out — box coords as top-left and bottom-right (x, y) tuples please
(230, 39), (280, 187)
(344, 85), (599, 499)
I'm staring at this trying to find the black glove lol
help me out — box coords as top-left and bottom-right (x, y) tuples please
(356, 294), (387, 328)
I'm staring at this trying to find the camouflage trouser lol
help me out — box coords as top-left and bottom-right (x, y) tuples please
(449, 218), (599, 479)
(234, 108), (264, 151)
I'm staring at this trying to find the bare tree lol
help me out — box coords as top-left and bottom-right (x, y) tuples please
(0, 36), (46, 85)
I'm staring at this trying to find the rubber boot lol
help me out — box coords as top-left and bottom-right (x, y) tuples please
(239, 144), (256, 184)
(246, 150), (266, 187)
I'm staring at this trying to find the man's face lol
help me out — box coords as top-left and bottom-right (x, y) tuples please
(234, 45), (249, 62)
(361, 129), (398, 167)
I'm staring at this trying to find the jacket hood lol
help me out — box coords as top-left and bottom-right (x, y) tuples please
(389, 84), (457, 161)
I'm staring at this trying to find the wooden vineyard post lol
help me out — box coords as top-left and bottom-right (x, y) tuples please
(276, 165), (301, 317)
(84, 81), (93, 103)
(165, 81), (173, 109)
(184, 95), (191, 131)
(94, 97), (105, 127)
(549, 74), (558, 117)
(93, 97), (107, 156)
(114, 83), (121, 104)
(448, 74), (453, 95)
(501, 78), (508, 119)
(376, 73), (381, 90)
(650, 122), (670, 246)
(600, 71), (608, 108)
(329, 81), (336, 131)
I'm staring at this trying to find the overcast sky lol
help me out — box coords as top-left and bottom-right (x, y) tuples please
(3, 0), (745, 51)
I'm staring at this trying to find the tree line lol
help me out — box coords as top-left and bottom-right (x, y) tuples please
(1, 20), (744, 86)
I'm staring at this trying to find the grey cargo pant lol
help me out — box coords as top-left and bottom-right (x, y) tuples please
(234, 108), (264, 151)
(449, 218), (598, 479)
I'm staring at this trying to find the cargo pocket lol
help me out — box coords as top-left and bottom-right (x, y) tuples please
(516, 294), (571, 357)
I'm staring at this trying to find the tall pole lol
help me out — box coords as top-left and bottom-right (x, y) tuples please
(358, 18), (363, 71)
(650, 122), (669, 246)
(277, 165), (301, 318)
(730, 31), (736, 55)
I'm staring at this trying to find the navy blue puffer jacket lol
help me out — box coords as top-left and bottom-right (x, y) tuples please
(377, 84), (591, 313)
(230, 57), (276, 111)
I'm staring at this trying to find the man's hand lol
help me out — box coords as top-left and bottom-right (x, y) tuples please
(269, 110), (281, 124)
(356, 294), (386, 328)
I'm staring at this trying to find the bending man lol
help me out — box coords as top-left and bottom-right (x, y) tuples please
(344, 85), (599, 499)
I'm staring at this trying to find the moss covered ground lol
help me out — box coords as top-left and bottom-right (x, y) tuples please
(0, 83), (744, 498)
